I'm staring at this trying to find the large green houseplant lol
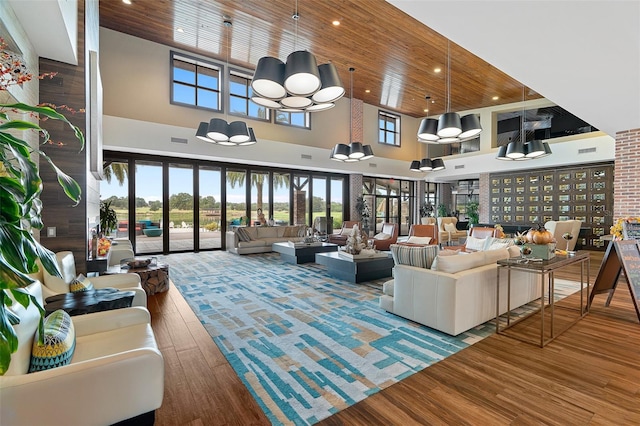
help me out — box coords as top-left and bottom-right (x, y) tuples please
(0, 99), (83, 374)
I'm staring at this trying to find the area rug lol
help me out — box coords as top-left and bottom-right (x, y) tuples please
(160, 251), (580, 425)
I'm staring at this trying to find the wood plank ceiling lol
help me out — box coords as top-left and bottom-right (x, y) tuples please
(100, 0), (539, 118)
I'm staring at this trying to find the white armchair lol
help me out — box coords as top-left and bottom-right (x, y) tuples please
(0, 281), (164, 425)
(30, 251), (146, 308)
(545, 220), (582, 251)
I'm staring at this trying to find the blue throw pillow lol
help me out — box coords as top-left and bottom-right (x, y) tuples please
(29, 309), (76, 373)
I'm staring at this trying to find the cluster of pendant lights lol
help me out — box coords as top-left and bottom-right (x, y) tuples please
(416, 42), (482, 144)
(249, 6), (345, 112)
(196, 20), (256, 146)
(409, 158), (446, 172)
(496, 86), (552, 160)
(496, 138), (552, 161)
(330, 68), (374, 162)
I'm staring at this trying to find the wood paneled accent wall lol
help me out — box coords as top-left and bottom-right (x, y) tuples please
(614, 128), (640, 219)
(39, 0), (100, 274)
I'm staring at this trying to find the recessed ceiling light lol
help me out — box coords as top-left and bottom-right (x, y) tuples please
(176, 27), (184, 33)
(332, 20), (340, 26)
(423, 108), (429, 112)
(365, 89), (370, 93)
(434, 67), (441, 73)
(122, 0), (132, 4)
(492, 96), (499, 100)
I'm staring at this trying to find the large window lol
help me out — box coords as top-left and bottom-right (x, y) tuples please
(229, 70), (269, 121)
(378, 110), (400, 146)
(363, 176), (414, 236)
(199, 166), (222, 249)
(171, 52), (220, 110)
(135, 161), (163, 254)
(169, 164), (194, 252)
(275, 110), (310, 129)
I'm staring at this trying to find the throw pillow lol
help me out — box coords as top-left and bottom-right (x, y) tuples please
(374, 232), (391, 240)
(444, 222), (457, 233)
(29, 309), (76, 373)
(430, 249), (460, 270)
(487, 241), (511, 251)
(435, 250), (486, 274)
(390, 244), (439, 269)
(406, 236), (431, 245)
(235, 227), (252, 242)
(340, 227), (354, 236)
(465, 235), (487, 252)
(68, 274), (94, 293)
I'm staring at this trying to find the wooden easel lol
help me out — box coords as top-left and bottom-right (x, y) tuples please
(590, 240), (640, 322)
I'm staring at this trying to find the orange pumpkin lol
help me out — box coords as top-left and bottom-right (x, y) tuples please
(529, 224), (554, 244)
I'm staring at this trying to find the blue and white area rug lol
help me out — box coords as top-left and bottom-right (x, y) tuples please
(160, 251), (579, 425)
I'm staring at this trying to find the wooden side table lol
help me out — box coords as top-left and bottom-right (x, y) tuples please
(106, 263), (170, 295)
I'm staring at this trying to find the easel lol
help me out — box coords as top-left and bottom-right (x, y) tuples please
(590, 239), (640, 322)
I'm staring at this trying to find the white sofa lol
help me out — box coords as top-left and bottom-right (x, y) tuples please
(380, 245), (541, 336)
(0, 281), (164, 425)
(226, 225), (308, 254)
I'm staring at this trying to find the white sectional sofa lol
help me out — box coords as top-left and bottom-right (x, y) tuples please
(380, 244), (541, 336)
(226, 225), (308, 254)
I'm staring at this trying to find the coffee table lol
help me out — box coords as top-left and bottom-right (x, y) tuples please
(272, 242), (339, 264)
(315, 251), (394, 283)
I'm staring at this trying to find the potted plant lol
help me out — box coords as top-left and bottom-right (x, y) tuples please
(100, 200), (118, 236)
(0, 47), (83, 374)
(437, 203), (448, 218)
(466, 201), (479, 228)
(419, 202), (433, 218)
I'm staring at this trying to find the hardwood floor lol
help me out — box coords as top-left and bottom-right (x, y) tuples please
(147, 251), (640, 425)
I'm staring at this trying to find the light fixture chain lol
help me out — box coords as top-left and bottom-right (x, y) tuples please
(446, 40), (451, 113)
(349, 67), (353, 143)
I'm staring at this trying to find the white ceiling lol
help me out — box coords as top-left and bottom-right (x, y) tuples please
(389, 0), (640, 138)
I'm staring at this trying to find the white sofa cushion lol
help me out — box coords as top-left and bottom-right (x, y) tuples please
(374, 232), (391, 240)
(42, 251), (76, 294)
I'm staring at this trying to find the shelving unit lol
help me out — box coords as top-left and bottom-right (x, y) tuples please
(490, 162), (613, 250)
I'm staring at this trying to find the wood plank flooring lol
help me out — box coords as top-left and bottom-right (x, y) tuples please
(147, 251), (640, 425)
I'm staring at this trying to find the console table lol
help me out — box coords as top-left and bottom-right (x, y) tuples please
(496, 251), (590, 347)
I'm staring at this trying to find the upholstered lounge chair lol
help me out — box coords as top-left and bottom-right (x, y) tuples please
(30, 251), (147, 308)
(327, 221), (361, 246)
(372, 222), (399, 251)
(397, 224), (438, 246)
(0, 281), (164, 426)
(449, 226), (502, 251)
(437, 217), (468, 245)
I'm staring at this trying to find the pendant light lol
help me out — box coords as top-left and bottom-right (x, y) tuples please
(410, 97), (445, 172)
(196, 19), (256, 146)
(417, 40), (482, 144)
(250, 0), (344, 112)
(496, 85), (551, 161)
(330, 68), (374, 162)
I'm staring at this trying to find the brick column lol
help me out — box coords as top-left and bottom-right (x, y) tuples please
(479, 173), (490, 223)
(614, 128), (640, 218)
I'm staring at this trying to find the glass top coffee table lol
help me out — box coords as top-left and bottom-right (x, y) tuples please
(272, 241), (339, 264)
(315, 251), (394, 283)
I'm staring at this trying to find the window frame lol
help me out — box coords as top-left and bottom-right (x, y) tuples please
(378, 110), (401, 146)
(228, 67), (270, 122)
(170, 51), (222, 112)
(274, 110), (311, 129)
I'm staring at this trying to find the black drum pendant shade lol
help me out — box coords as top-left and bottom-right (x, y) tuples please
(313, 63), (345, 103)
(251, 56), (286, 100)
(284, 51), (321, 96)
(228, 121), (251, 143)
(505, 139), (526, 159)
(417, 118), (439, 141)
(419, 158), (433, 171)
(459, 114), (482, 139)
(410, 160), (421, 172)
(207, 118), (229, 142)
(437, 112), (462, 138)
(431, 158), (446, 171)
(525, 139), (545, 158)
